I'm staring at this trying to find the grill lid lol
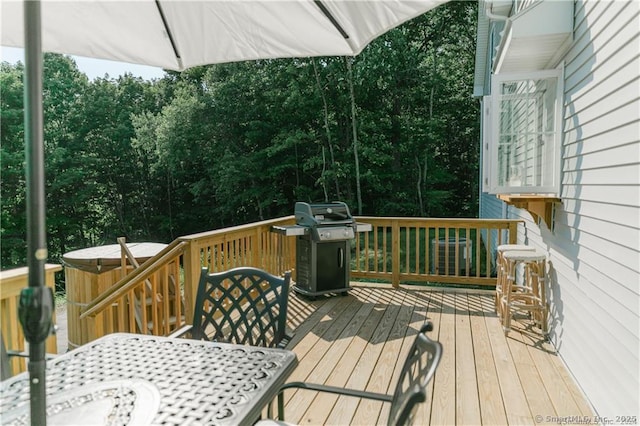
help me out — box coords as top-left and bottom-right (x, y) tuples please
(295, 202), (354, 227)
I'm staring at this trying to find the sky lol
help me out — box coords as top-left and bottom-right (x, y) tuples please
(1, 46), (166, 81)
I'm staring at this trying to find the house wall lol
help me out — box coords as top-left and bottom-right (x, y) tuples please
(479, 0), (640, 418)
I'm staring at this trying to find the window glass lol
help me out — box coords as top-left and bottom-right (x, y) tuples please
(486, 69), (562, 194)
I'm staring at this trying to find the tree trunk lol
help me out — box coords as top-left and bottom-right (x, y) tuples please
(166, 170), (174, 240)
(312, 58), (340, 199)
(416, 156), (425, 216)
(321, 146), (329, 202)
(346, 57), (362, 215)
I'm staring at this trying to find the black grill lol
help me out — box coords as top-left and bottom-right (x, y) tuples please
(272, 202), (370, 298)
(294, 202), (354, 297)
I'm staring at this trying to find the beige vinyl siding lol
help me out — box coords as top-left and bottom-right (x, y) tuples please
(480, 0), (639, 418)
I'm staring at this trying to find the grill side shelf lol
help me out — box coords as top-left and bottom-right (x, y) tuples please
(271, 223), (371, 236)
(355, 222), (372, 233)
(270, 225), (307, 236)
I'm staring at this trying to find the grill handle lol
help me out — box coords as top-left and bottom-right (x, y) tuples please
(338, 247), (344, 268)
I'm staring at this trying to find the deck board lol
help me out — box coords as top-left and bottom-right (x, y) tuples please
(340, 298), (401, 425)
(508, 321), (557, 421)
(303, 289), (383, 424)
(286, 294), (361, 420)
(351, 293), (413, 425)
(413, 289), (440, 425)
(430, 291), (457, 425)
(470, 294), (509, 425)
(455, 293), (482, 425)
(279, 284), (595, 425)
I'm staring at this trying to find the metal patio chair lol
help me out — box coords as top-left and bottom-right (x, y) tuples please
(258, 321), (443, 426)
(170, 267), (292, 348)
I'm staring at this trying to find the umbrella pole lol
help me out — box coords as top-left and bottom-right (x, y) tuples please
(20, 1), (55, 425)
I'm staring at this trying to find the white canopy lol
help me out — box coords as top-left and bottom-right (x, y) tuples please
(2, 0), (448, 71)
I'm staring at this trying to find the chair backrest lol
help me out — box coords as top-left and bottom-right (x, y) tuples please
(191, 267), (291, 348)
(387, 322), (443, 426)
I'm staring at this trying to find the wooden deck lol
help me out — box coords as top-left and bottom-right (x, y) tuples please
(278, 284), (595, 425)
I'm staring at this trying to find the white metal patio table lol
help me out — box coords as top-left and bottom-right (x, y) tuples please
(0, 333), (298, 425)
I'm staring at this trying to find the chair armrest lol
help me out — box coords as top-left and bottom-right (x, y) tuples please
(167, 324), (193, 339)
(276, 381), (392, 420)
(281, 381), (392, 402)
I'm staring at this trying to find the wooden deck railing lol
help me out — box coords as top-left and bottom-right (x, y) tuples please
(0, 265), (61, 376)
(0, 216), (520, 350)
(352, 217), (519, 287)
(77, 240), (186, 347)
(179, 216), (297, 324)
(78, 216), (296, 346)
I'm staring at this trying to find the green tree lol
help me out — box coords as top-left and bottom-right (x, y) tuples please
(0, 62), (27, 267)
(79, 74), (162, 241)
(3, 2), (480, 269)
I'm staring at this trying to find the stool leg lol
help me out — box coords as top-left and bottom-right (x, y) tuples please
(495, 279), (500, 315)
(531, 262), (542, 325)
(502, 261), (515, 335)
(537, 261), (548, 334)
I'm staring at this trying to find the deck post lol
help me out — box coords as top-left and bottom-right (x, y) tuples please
(391, 219), (400, 288)
(182, 240), (201, 324)
(250, 226), (258, 269)
(508, 221), (518, 244)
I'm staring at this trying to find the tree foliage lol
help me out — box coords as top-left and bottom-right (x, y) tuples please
(0, 1), (479, 269)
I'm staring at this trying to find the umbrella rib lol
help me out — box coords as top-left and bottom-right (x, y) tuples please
(155, 0), (183, 69)
(313, 0), (350, 40)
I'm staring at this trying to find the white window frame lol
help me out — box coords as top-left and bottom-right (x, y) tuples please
(483, 67), (564, 195)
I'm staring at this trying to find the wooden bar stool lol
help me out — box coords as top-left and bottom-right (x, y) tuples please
(500, 249), (548, 336)
(495, 244), (535, 316)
